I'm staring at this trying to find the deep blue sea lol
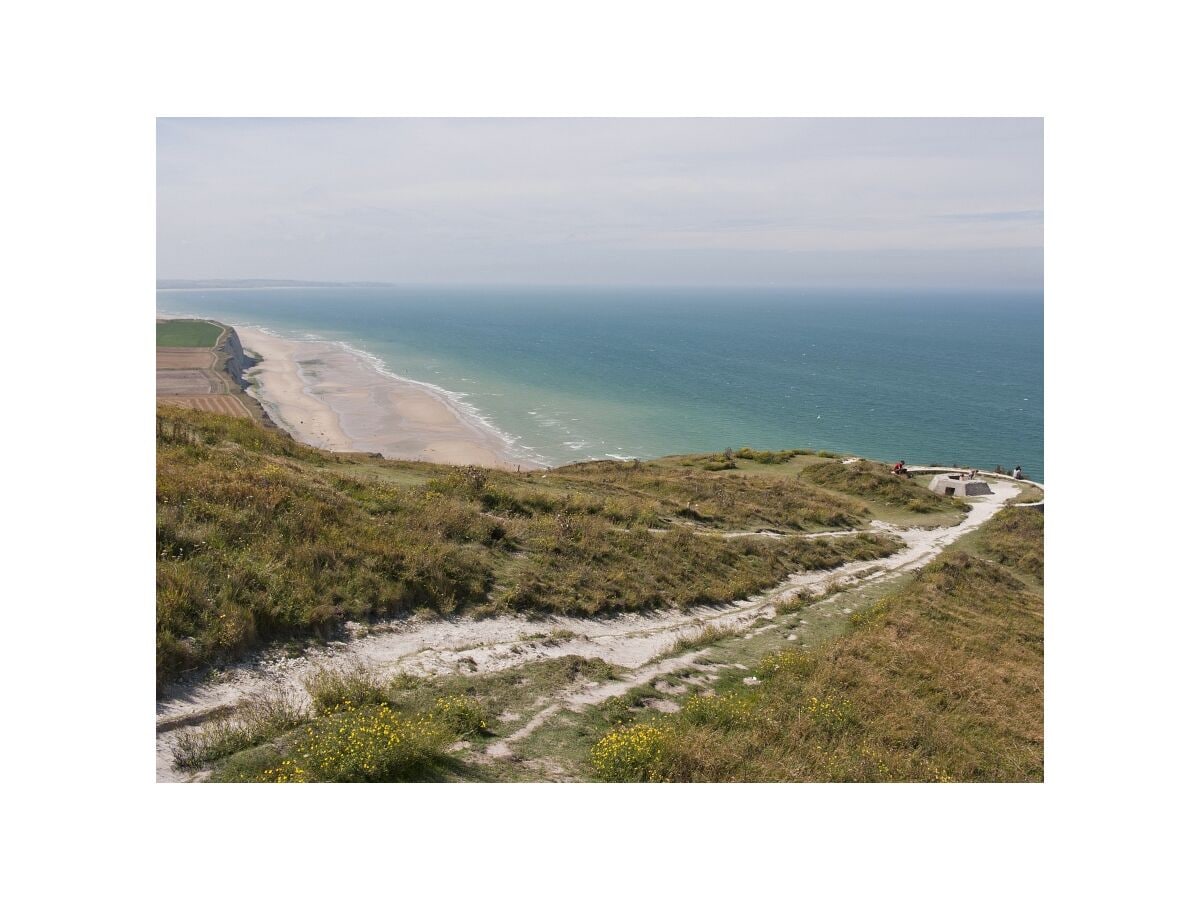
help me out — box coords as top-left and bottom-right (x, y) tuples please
(156, 286), (1044, 481)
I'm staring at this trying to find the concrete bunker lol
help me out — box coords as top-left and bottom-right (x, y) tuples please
(929, 474), (993, 498)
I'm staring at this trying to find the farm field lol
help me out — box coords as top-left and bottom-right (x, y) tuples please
(157, 395), (253, 418)
(156, 318), (222, 348)
(155, 319), (261, 421)
(156, 348), (216, 369)
(156, 369), (220, 395)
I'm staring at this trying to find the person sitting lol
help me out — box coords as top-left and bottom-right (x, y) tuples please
(1013, 466), (1023, 480)
(893, 460), (909, 477)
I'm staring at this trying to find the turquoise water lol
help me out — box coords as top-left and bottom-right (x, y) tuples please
(156, 286), (1044, 481)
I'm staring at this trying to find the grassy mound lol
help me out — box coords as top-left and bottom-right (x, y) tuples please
(551, 460), (869, 529)
(157, 407), (896, 684)
(591, 507), (1044, 782)
(975, 506), (1044, 581)
(801, 459), (967, 514)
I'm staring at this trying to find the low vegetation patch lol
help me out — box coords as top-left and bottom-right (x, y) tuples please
(590, 509), (1044, 782)
(590, 723), (671, 782)
(668, 622), (739, 655)
(802, 459), (967, 514)
(303, 665), (389, 714)
(974, 506), (1044, 581)
(733, 447), (804, 465)
(206, 654), (621, 781)
(171, 689), (309, 770)
(254, 704), (453, 783)
(432, 695), (489, 737)
(157, 406), (893, 683)
(552, 459), (870, 530)
(775, 588), (819, 614)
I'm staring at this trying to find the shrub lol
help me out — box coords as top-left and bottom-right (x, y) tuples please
(679, 693), (756, 730)
(254, 703), (451, 782)
(172, 689), (309, 769)
(427, 465), (489, 498)
(670, 623), (737, 654)
(591, 723), (671, 782)
(304, 665), (388, 713)
(755, 648), (815, 681)
(734, 447), (799, 464)
(802, 695), (855, 735)
(774, 589), (814, 614)
(597, 695), (638, 727)
(433, 694), (489, 736)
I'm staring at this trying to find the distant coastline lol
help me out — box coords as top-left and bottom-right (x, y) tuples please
(158, 278), (395, 290)
(156, 286), (1044, 480)
(234, 326), (539, 471)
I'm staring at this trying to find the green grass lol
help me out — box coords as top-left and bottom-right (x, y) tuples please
(209, 654), (624, 782)
(303, 664), (389, 713)
(801, 459), (969, 515)
(650, 451), (966, 527)
(588, 507), (1044, 782)
(157, 319), (223, 348)
(171, 688), (308, 769)
(968, 505), (1044, 582)
(1007, 481), (1045, 505)
(157, 406), (898, 684)
(667, 622), (739, 655)
(243, 702), (456, 782)
(181, 491), (1043, 783)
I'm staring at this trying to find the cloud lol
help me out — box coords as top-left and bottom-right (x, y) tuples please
(157, 118), (1043, 289)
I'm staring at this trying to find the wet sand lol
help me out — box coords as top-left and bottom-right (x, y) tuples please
(237, 327), (532, 469)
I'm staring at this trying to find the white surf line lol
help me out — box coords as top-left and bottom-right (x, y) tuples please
(155, 481), (1020, 780)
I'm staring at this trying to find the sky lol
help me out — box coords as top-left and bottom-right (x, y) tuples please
(157, 118), (1043, 290)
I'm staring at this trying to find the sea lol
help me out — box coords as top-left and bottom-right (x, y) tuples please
(156, 286), (1044, 482)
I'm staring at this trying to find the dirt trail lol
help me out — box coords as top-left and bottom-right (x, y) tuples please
(156, 480), (1019, 781)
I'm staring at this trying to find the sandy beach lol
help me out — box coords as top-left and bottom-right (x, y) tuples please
(236, 327), (530, 469)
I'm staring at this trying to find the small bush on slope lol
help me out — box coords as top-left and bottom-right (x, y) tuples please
(172, 689), (309, 769)
(255, 704), (453, 783)
(304, 665), (389, 714)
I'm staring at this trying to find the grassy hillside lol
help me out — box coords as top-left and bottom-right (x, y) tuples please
(156, 319), (223, 347)
(801, 459), (968, 514)
(589, 507), (1044, 782)
(157, 407), (902, 684)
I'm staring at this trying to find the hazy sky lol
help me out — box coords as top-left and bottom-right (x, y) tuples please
(157, 118), (1042, 290)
